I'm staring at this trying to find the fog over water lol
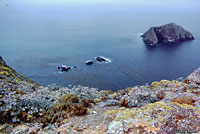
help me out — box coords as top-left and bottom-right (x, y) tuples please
(0, 0), (200, 91)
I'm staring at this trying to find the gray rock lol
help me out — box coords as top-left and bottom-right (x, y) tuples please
(188, 67), (200, 84)
(141, 23), (194, 45)
(99, 99), (119, 107)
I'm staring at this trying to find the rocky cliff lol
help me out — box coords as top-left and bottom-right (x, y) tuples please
(141, 23), (194, 45)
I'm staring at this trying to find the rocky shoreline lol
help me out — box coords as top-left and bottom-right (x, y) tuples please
(1, 57), (200, 134)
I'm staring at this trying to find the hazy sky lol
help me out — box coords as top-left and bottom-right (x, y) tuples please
(3, 0), (199, 10)
(30, 0), (200, 8)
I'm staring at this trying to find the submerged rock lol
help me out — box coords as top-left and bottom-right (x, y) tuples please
(141, 23), (194, 45)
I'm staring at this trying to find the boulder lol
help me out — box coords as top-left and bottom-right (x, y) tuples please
(141, 23), (194, 45)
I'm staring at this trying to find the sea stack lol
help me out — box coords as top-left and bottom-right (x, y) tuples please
(141, 23), (194, 45)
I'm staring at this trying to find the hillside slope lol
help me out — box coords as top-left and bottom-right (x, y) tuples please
(0, 57), (200, 134)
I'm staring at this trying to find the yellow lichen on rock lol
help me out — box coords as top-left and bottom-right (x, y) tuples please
(151, 81), (160, 87)
(105, 109), (119, 121)
(125, 87), (132, 92)
(27, 114), (34, 120)
(172, 80), (179, 83)
(160, 80), (171, 85)
(145, 126), (160, 133)
(0, 71), (9, 76)
(111, 92), (119, 98)
(99, 90), (112, 94)
(106, 109), (118, 116)
(115, 108), (137, 121)
(130, 101), (174, 126)
(175, 82), (183, 87)
(134, 121), (147, 128)
(39, 86), (44, 89)
(155, 116), (164, 122)
(171, 93), (196, 105)
(141, 101), (174, 112)
(169, 102), (194, 109)
(94, 98), (102, 103)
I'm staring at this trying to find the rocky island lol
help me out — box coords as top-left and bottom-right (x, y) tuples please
(141, 23), (194, 45)
(0, 56), (200, 133)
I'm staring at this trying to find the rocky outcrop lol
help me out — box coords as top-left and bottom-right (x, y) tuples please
(188, 67), (200, 85)
(141, 23), (194, 45)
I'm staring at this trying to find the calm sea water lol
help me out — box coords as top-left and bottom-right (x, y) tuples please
(0, 0), (200, 91)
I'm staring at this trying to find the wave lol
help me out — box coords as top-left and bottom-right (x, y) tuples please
(48, 63), (59, 66)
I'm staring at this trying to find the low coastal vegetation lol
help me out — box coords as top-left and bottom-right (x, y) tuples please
(0, 57), (200, 133)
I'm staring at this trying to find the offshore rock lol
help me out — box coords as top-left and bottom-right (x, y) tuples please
(58, 65), (71, 72)
(141, 23), (194, 45)
(96, 56), (107, 62)
(85, 60), (93, 65)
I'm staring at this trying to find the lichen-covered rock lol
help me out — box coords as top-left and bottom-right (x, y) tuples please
(142, 23), (194, 45)
(158, 105), (200, 133)
(107, 101), (200, 134)
(120, 86), (161, 107)
(99, 99), (119, 108)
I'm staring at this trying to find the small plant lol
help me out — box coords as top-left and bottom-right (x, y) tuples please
(41, 94), (88, 127)
(81, 99), (95, 107)
(120, 98), (129, 107)
(72, 104), (87, 116)
(157, 90), (166, 100)
(60, 94), (79, 103)
(183, 77), (190, 84)
(172, 95), (195, 105)
(0, 109), (13, 124)
(15, 90), (25, 95)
